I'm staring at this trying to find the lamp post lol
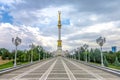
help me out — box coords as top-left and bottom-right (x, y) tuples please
(74, 49), (76, 60)
(48, 51), (50, 58)
(46, 51), (48, 59)
(12, 37), (22, 67)
(77, 47), (80, 61)
(72, 54), (74, 59)
(70, 51), (71, 59)
(96, 36), (106, 67)
(44, 50), (46, 59)
(38, 46), (42, 61)
(43, 49), (46, 60)
(72, 50), (74, 59)
(29, 43), (35, 63)
(83, 44), (89, 62)
(65, 50), (69, 58)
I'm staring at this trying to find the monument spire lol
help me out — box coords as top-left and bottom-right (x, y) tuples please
(57, 11), (62, 56)
(58, 11), (61, 29)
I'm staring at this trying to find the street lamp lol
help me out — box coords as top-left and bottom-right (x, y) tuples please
(77, 47), (81, 61)
(72, 50), (74, 59)
(65, 50), (69, 58)
(73, 49), (77, 60)
(83, 44), (89, 62)
(12, 37), (22, 67)
(29, 43), (35, 63)
(96, 36), (106, 66)
(38, 46), (42, 61)
(43, 49), (46, 60)
(46, 51), (48, 59)
(69, 51), (72, 59)
(48, 51), (50, 58)
(44, 50), (46, 59)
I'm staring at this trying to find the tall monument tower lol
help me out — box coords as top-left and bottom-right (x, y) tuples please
(57, 11), (62, 56)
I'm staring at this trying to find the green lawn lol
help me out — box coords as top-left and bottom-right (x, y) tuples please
(89, 62), (101, 66)
(0, 61), (30, 70)
(109, 65), (120, 70)
(0, 61), (13, 70)
(89, 62), (120, 70)
(17, 61), (29, 65)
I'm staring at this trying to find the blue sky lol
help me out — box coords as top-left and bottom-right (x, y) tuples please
(0, 0), (120, 52)
(0, 11), (13, 23)
(0, 4), (12, 23)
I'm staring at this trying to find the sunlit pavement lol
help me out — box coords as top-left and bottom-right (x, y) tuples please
(0, 57), (120, 80)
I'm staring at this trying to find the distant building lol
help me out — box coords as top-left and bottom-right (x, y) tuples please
(112, 46), (117, 53)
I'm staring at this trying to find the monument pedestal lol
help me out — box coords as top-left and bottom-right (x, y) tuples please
(57, 47), (62, 56)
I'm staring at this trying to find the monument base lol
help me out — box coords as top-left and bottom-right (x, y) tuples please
(57, 47), (62, 56)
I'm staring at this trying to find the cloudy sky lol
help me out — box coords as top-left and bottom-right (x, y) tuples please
(0, 0), (120, 52)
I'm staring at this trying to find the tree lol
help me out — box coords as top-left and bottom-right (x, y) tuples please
(90, 50), (94, 62)
(0, 48), (11, 60)
(103, 56), (109, 67)
(80, 52), (85, 61)
(105, 52), (115, 64)
(116, 51), (120, 62)
(89, 48), (94, 62)
(16, 50), (25, 62)
(113, 57), (120, 66)
(94, 48), (101, 63)
(83, 51), (88, 62)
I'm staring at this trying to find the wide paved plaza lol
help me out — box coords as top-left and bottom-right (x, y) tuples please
(0, 57), (120, 80)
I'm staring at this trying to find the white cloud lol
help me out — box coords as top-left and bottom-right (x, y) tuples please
(0, 6), (6, 11)
(0, 0), (24, 5)
(0, 23), (57, 51)
(84, 21), (115, 33)
(0, 0), (14, 4)
(89, 14), (98, 21)
(10, 5), (75, 26)
(62, 21), (120, 51)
